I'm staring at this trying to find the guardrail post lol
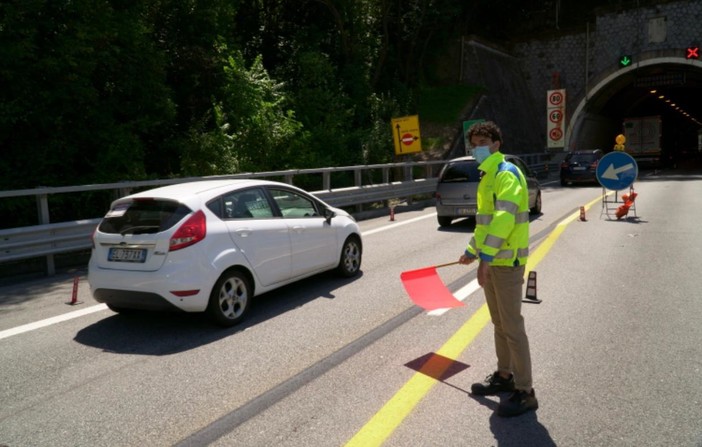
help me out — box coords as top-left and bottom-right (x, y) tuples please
(117, 187), (132, 199)
(36, 192), (56, 276)
(354, 169), (363, 213)
(323, 171), (331, 190)
(284, 174), (294, 185)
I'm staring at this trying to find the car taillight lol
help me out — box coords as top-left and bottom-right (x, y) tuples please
(590, 161), (598, 169)
(170, 210), (206, 251)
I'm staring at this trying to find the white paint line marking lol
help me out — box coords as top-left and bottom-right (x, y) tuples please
(1, 212), (440, 341)
(362, 212), (437, 236)
(427, 279), (481, 316)
(0, 304), (108, 341)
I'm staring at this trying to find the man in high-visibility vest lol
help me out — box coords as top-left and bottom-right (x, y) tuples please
(458, 121), (537, 417)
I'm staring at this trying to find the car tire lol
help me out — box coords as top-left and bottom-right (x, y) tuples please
(530, 191), (542, 215)
(336, 235), (362, 277)
(560, 177), (567, 186)
(437, 216), (453, 227)
(207, 269), (252, 327)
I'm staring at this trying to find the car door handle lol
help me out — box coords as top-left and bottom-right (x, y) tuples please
(234, 228), (252, 237)
(290, 225), (305, 233)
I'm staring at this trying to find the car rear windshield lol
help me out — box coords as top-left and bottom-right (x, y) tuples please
(98, 199), (192, 235)
(439, 161), (480, 183)
(567, 153), (599, 163)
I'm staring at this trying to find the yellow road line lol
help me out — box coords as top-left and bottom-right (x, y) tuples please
(344, 196), (603, 447)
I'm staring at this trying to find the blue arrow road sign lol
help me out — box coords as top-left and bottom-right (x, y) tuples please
(596, 151), (638, 190)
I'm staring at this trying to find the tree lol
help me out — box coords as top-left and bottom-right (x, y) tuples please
(181, 49), (306, 175)
(0, 0), (175, 189)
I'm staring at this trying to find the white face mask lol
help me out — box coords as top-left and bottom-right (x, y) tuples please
(472, 145), (491, 163)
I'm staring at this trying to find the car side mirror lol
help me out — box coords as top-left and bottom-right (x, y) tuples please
(324, 207), (336, 223)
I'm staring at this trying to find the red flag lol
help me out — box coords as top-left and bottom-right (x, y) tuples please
(400, 265), (464, 311)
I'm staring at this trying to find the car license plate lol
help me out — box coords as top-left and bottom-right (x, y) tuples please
(573, 166), (586, 171)
(456, 207), (476, 215)
(108, 247), (147, 263)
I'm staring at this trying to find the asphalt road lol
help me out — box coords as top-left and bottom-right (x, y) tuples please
(1, 170), (701, 447)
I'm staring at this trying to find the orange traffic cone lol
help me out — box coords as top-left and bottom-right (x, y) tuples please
(615, 190), (637, 220)
(579, 206), (587, 221)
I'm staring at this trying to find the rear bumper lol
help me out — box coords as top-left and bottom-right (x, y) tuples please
(88, 258), (214, 312)
(93, 289), (183, 311)
(561, 171), (597, 183)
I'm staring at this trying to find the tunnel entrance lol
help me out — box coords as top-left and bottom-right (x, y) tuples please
(567, 59), (702, 168)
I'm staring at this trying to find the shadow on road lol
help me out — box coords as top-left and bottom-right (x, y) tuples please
(469, 394), (557, 446)
(73, 271), (362, 355)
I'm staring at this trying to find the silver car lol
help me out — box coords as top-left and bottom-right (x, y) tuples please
(434, 155), (542, 227)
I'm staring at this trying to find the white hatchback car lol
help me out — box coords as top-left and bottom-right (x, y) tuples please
(88, 179), (363, 326)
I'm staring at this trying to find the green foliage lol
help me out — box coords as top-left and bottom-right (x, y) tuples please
(0, 0), (487, 194)
(0, 0), (176, 189)
(182, 49), (307, 176)
(419, 85), (482, 124)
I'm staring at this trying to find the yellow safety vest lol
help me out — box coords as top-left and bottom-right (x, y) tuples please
(465, 152), (530, 266)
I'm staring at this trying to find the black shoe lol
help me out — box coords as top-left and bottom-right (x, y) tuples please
(498, 389), (539, 417)
(471, 372), (515, 396)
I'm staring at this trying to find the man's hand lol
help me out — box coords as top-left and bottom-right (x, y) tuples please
(477, 260), (489, 287)
(459, 254), (476, 265)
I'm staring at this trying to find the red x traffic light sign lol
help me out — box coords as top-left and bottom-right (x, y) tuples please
(686, 47), (699, 60)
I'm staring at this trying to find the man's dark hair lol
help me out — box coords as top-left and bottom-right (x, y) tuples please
(467, 121), (503, 144)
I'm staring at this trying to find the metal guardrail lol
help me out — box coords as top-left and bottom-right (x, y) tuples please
(0, 157), (553, 276)
(0, 161), (447, 275)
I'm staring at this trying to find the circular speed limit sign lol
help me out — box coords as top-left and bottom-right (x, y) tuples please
(548, 91), (564, 106)
(549, 109), (564, 123)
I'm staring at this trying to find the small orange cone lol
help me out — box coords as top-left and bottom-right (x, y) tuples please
(523, 271), (541, 303)
(66, 276), (83, 305)
(579, 206), (587, 221)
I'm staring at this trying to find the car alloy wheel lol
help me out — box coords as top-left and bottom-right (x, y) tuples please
(207, 269), (251, 327)
(337, 235), (362, 277)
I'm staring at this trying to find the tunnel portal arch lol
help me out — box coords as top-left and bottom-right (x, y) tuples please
(566, 58), (702, 154)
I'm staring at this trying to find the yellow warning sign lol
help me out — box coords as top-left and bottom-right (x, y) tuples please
(391, 115), (422, 155)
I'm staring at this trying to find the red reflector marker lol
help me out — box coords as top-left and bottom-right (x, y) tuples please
(170, 290), (200, 297)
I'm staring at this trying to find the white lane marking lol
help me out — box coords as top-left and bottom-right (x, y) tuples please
(360, 211), (480, 316)
(0, 304), (108, 341)
(427, 279), (481, 316)
(1, 211), (440, 341)
(362, 212), (437, 236)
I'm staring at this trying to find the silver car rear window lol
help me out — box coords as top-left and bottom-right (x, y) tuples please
(439, 161), (480, 183)
(98, 199), (192, 235)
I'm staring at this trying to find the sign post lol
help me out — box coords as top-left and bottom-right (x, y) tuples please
(597, 151), (639, 219)
(546, 89), (566, 149)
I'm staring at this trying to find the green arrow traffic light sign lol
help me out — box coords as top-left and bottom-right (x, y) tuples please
(619, 55), (632, 68)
